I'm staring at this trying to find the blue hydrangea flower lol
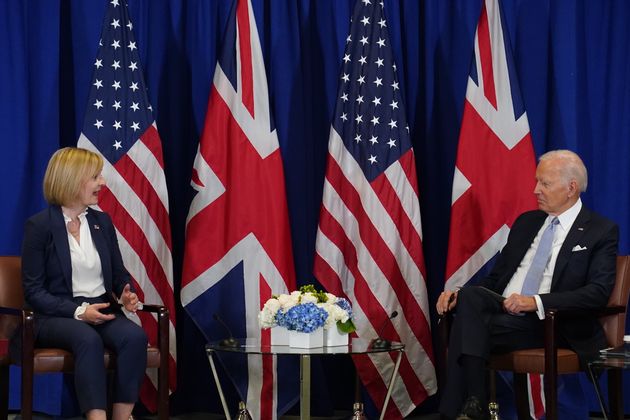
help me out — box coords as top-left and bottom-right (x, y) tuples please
(281, 302), (328, 333)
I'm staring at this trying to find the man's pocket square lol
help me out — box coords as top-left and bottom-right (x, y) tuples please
(572, 245), (588, 252)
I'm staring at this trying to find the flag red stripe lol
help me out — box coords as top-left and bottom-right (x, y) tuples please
(326, 158), (433, 349)
(140, 125), (166, 170)
(98, 188), (175, 315)
(316, 207), (427, 397)
(259, 276), (274, 419)
(529, 374), (545, 419)
(371, 171), (424, 274)
(114, 154), (172, 250)
(398, 150), (420, 198)
(477, 3), (497, 109)
(236, 0), (255, 117)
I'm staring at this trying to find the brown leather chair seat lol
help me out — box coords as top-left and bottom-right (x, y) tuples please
(0, 256), (169, 420)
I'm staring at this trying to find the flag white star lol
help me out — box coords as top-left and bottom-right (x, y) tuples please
(362, 0), (371, 5)
(378, 18), (387, 28)
(355, 134), (362, 143)
(341, 93), (348, 102)
(113, 120), (122, 130)
(126, 21), (133, 31)
(94, 119), (103, 129)
(343, 54), (351, 63)
(346, 34), (352, 43)
(112, 100), (122, 110)
(357, 75), (366, 84)
(94, 99), (103, 109)
(389, 100), (398, 110)
(377, 38), (386, 48)
(388, 119), (397, 129)
(373, 77), (383, 87)
(375, 57), (384, 67)
(355, 114), (363, 124)
(356, 95), (364, 104)
(113, 140), (122, 149)
(93, 79), (103, 89)
(340, 113), (348, 121)
(372, 96), (381, 106)
(127, 41), (137, 51)
(368, 155), (377, 164)
(130, 82), (139, 92)
(369, 135), (378, 144)
(111, 19), (120, 29)
(111, 40), (121, 50)
(129, 61), (138, 71)
(111, 0), (119, 7)
(359, 36), (369, 46)
(94, 59), (103, 69)
(342, 73), (350, 82)
(361, 16), (370, 26)
(391, 81), (399, 90)
(111, 60), (121, 70)
(131, 122), (140, 131)
(387, 138), (397, 148)
(112, 81), (121, 90)
(371, 116), (380, 125)
(358, 56), (367, 65)
(130, 102), (140, 111)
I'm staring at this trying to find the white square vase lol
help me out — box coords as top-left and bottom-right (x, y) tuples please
(270, 327), (290, 346)
(288, 329), (324, 348)
(324, 327), (349, 346)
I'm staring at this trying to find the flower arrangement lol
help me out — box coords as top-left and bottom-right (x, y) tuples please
(259, 284), (355, 334)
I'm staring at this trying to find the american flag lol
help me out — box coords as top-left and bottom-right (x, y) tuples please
(444, 0), (542, 417)
(180, 0), (297, 418)
(313, 0), (436, 418)
(77, 0), (177, 410)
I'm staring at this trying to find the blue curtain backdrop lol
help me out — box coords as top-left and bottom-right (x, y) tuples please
(1, 0), (629, 416)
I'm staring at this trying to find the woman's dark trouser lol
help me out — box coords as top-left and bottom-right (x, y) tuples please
(36, 313), (148, 414)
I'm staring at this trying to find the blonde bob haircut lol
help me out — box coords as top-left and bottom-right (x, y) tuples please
(43, 147), (104, 206)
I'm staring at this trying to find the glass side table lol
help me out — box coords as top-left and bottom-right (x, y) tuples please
(586, 355), (628, 420)
(206, 337), (405, 420)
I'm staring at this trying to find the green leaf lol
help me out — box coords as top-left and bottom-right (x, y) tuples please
(336, 319), (356, 334)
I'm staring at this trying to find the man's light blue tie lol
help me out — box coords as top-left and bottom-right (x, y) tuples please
(521, 217), (559, 296)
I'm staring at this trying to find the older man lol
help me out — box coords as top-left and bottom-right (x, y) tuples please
(437, 150), (618, 420)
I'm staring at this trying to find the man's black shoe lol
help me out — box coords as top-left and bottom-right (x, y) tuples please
(455, 396), (488, 420)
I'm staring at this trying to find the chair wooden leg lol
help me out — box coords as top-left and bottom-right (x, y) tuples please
(607, 369), (623, 420)
(513, 373), (531, 420)
(20, 365), (33, 420)
(158, 365), (169, 420)
(488, 369), (497, 402)
(543, 372), (558, 420)
(0, 366), (9, 419)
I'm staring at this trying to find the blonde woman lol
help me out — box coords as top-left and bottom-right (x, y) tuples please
(21, 147), (147, 420)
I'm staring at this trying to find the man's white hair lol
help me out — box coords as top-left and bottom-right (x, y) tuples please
(539, 149), (588, 192)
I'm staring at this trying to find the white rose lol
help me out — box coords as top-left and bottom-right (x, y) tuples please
(301, 292), (318, 304)
(259, 307), (277, 328)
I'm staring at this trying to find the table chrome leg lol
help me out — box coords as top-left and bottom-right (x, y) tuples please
(587, 364), (608, 420)
(300, 354), (311, 420)
(207, 350), (232, 420)
(379, 348), (404, 420)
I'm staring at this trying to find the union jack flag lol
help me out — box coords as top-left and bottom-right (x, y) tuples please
(180, 0), (297, 418)
(444, 0), (542, 417)
(77, 0), (177, 411)
(313, 0), (436, 418)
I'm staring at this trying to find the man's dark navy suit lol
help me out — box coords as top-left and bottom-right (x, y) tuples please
(441, 206), (618, 418)
(20, 205), (147, 413)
